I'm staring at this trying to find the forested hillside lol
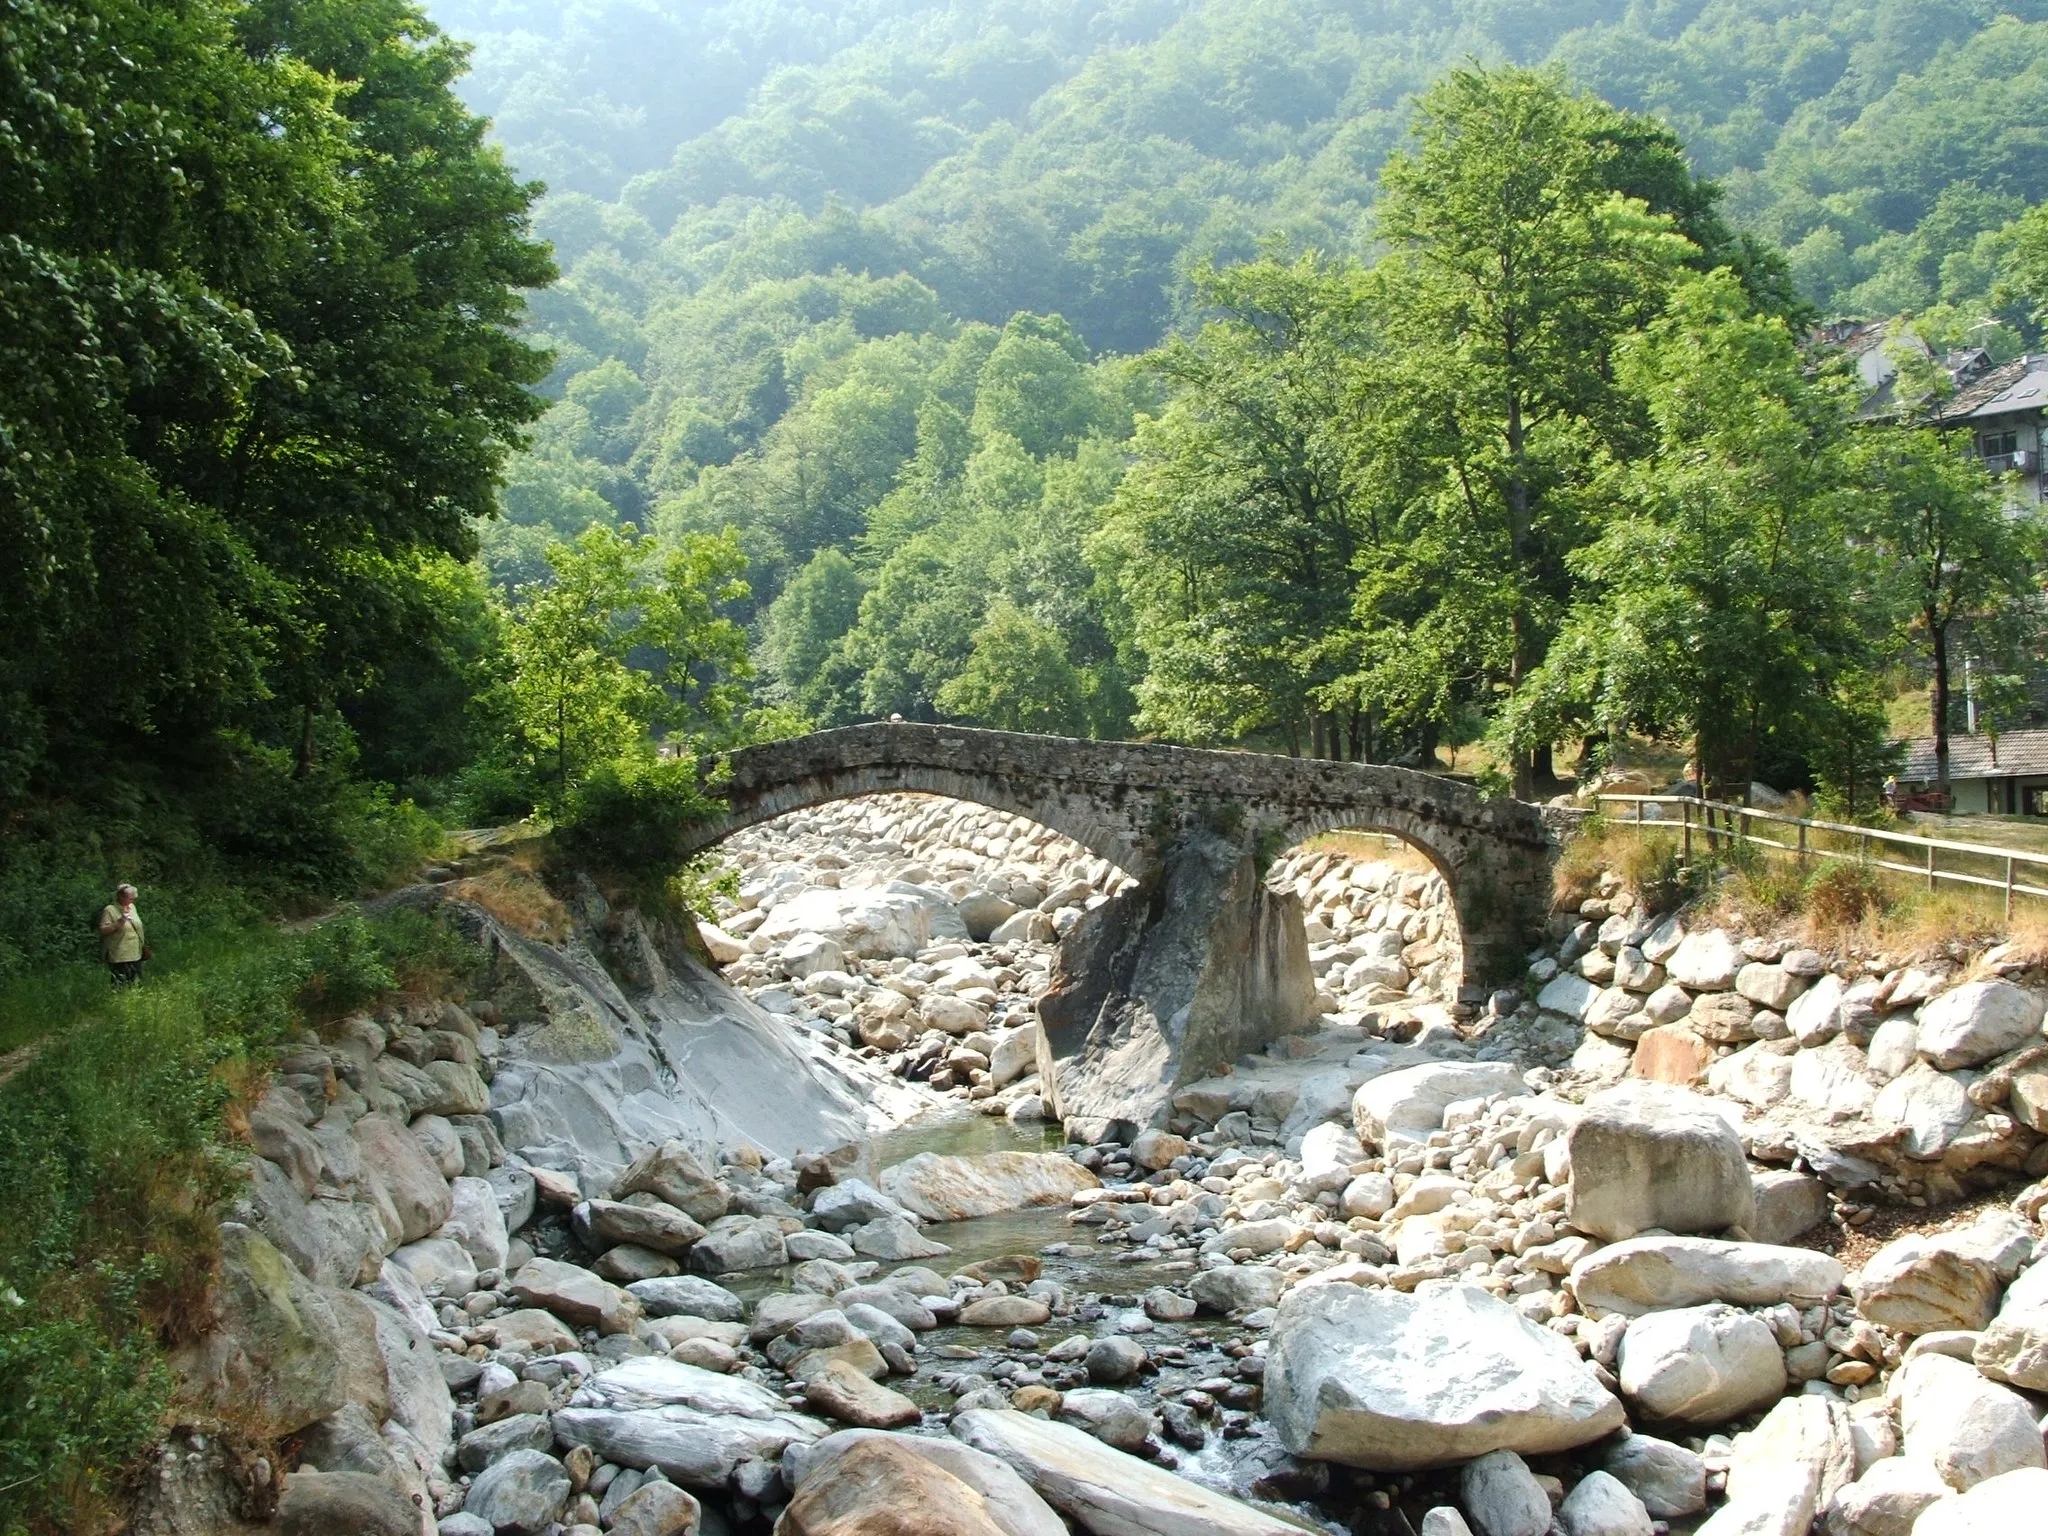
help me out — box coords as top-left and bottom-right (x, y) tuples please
(424, 0), (2048, 796)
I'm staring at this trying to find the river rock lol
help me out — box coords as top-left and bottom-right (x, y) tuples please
(1602, 1433), (1706, 1518)
(586, 1198), (707, 1256)
(1565, 1082), (1753, 1242)
(1912, 1467), (2048, 1535)
(879, 1151), (1099, 1221)
(988, 1024), (1041, 1087)
(1870, 1065), (1974, 1159)
(628, 1275), (746, 1322)
(1705, 1395), (1854, 1536)
(809, 1179), (914, 1232)
(849, 1216), (951, 1259)
(952, 1408), (1307, 1535)
(1264, 1282), (1622, 1470)
(959, 1295), (1051, 1328)
(691, 1215), (788, 1272)
(1190, 1264), (1285, 1316)
(465, 1447), (571, 1534)
(1853, 1236), (2000, 1334)
(1616, 1304), (1785, 1424)
(1737, 962), (1805, 1012)
(492, 1307), (578, 1355)
(613, 1141), (732, 1225)
(352, 1113), (454, 1245)
(786, 1430), (1067, 1536)
(1789, 974), (1848, 1047)
(170, 1225), (346, 1440)
(1687, 992), (1758, 1043)
(1666, 930), (1743, 991)
(1557, 1471), (1652, 1536)
(510, 1257), (642, 1334)
(1570, 1236), (1844, 1318)
(1707, 1040), (1796, 1109)
(803, 1358), (922, 1428)
(1915, 982), (2046, 1070)
(1459, 1449), (1550, 1536)
(275, 1469), (421, 1536)
(553, 1357), (828, 1487)
(1749, 1170), (1829, 1246)
(1353, 1062), (1528, 1150)
(1823, 1456), (1952, 1536)
(606, 1478), (701, 1536)
(1056, 1388), (1156, 1453)
(1973, 1255), (2048, 1389)
(777, 1434), (1011, 1536)
(1894, 1352), (2047, 1490)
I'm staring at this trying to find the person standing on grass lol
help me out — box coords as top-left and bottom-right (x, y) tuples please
(98, 883), (146, 986)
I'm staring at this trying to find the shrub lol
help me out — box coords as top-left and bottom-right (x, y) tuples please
(557, 753), (722, 892)
(1804, 857), (1888, 930)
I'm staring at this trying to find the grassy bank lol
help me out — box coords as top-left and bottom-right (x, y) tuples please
(0, 767), (469, 1533)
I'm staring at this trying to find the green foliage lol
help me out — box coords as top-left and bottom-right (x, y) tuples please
(555, 753), (725, 891)
(934, 603), (1091, 735)
(0, 900), (469, 1532)
(1, 0), (554, 807)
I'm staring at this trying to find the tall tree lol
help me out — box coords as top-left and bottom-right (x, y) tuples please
(1500, 273), (1883, 800)
(1356, 65), (1694, 794)
(1857, 429), (2043, 794)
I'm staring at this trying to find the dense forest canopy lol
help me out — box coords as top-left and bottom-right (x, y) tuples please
(393, 0), (2048, 807)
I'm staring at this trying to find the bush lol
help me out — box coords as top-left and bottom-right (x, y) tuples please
(557, 753), (722, 891)
(1804, 857), (1888, 930)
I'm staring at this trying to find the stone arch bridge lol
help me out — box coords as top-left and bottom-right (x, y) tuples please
(683, 722), (1561, 988)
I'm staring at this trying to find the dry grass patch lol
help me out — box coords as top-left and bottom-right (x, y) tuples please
(448, 854), (569, 943)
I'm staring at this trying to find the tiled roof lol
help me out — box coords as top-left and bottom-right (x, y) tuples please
(1935, 356), (2048, 424)
(1898, 728), (2048, 781)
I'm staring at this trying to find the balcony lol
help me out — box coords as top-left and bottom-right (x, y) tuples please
(1983, 448), (2036, 475)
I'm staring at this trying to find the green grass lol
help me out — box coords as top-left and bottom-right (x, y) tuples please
(0, 904), (477, 1534)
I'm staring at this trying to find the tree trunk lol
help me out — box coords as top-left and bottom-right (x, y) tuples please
(294, 703), (316, 779)
(1930, 613), (1951, 793)
(1531, 742), (1554, 793)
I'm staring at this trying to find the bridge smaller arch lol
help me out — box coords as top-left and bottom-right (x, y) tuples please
(685, 723), (1560, 989)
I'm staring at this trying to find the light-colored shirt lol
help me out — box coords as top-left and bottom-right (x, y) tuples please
(101, 904), (144, 964)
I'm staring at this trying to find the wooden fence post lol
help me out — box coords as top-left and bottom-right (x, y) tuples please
(2007, 857), (2016, 921)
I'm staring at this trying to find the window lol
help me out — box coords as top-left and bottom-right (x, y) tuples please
(1982, 430), (2019, 458)
(2027, 786), (2048, 817)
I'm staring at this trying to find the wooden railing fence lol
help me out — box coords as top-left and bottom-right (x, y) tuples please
(1594, 794), (2048, 919)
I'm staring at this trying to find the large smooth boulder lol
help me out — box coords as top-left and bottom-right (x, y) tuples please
(1189, 1264), (1285, 1316)
(508, 1257), (642, 1335)
(464, 1448), (570, 1534)
(1973, 1256), (2048, 1389)
(171, 1224), (346, 1440)
(1556, 1472), (1653, 1536)
(552, 1357), (829, 1487)
(352, 1114), (453, 1245)
(1915, 982), (2045, 1070)
(1870, 1065), (1975, 1160)
(275, 1470), (421, 1536)
(1912, 1468), (2048, 1536)
(951, 1408), (1309, 1535)
(585, 1198), (707, 1256)
(1822, 1456), (1951, 1536)
(1853, 1237), (2000, 1335)
(1666, 930), (1743, 991)
(1570, 1236), (1844, 1318)
(1565, 1082), (1753, 1242)
(690, 1215), (788, 1273)
(775, 1436), (1011, 1536)
(1602, 1434), (1706, 1518)
(879, 1151), (1099, 1222)
(1352, 1062), (1529, 1150)
(1263, 1283), (1622, 1471)
(443, 1175), (511, 1272)
(802, 1358), (922, 1429)
(785, 1429), (1066, 1536)
(1893, 1353), (2047, 1491)
(627, 1275), (746, 1322)
(1460, 1449), (1551, 1536)
(756, 884), (971, 961)
(1616, 1304), (1785, 1425)
(612, 1141), (731, 1225)
(1704, 1396), (1854, 1536)
(808, 1179), (914, 1233)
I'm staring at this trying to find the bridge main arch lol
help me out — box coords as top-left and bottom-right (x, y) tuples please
(682, 722), (1560, 988)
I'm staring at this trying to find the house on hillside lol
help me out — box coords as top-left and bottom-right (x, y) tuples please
(1896, 728), (2048, 815)
(1814, 318), (2048, 504)
(1930, 354), (2048, 508)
